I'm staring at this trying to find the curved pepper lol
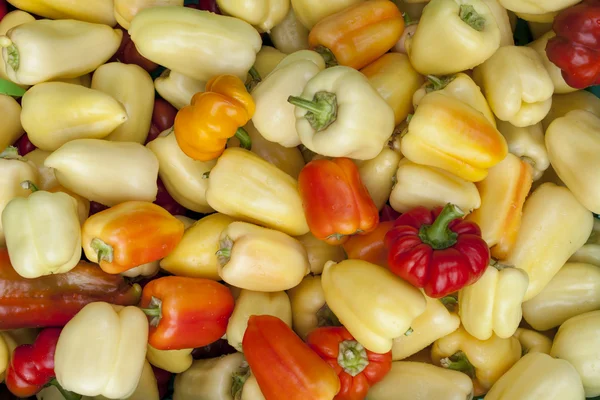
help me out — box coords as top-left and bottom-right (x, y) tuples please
(216, 0), (289, 32)
(174, 74), (254, 161)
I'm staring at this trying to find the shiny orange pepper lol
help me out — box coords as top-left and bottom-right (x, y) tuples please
(173, 74), (255, 161)
(82, 201), (185, 274)
(308, 0), (405, 70)
(342, 220), (394, 267)
(298, 157), (379, 245)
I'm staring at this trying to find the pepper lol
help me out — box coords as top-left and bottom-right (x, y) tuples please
(216, 0), (289, 32)
(353, 148), (402, 211)
(342, 221), (393, 268)
(20, 82), (128, 152)
(0, 10), (34, 85)
(120, 260), (159, 279)
(141, 276), (234, 350)
(406, 0), (501, 75)
(481, 0), (514, 46)
(22, 149), (56, 192)
(44, 139), (159, 207)
(174, 74), (254, 161)
(299, 157), (379, 245)
(496, 120), (549, 181)
(270, 9), (310, 54)
(154, 69), (206, 110)
(288, 66), (395, 160)
(400, 91), (508, 182)
(146, 345), (193, 374)
(5, 0), (115, 25)
(473, 46), (554, 127)
(542, 89), (600, 130)
(252, 46), (287, 79)
(114, 0), (183, 30)
(217, 221), (310, 291)
(82, 201), (183, 274)
(389, 159), (481, 214)
(498, 0), (579, 14)
(0, 329), (39, 383)
(226, 289), (292, 352)
(503, 183), (594, 301)
(290, 0), (363, 29)
(513, 328), (552, 355)
(322, 259), (426, 354)
(0, 95), (23, 153)
(385, 203), (491, 298)
(129, 6), (261, 82)
(528, 31), (578, 93)
(147, 129), (215, 213)
(206, 148), (309, 236)
(571, 219), (600, 266)
(0, 19), (122, 85)
(243, 315), (341, 400)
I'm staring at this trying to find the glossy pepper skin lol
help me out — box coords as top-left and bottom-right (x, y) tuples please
(385, 203), (490, 298)
(546, 1), (600, 89)
(299, 158), (379, 245)
(174, 74), (254, 161)
(140, 276), (235, 351)
(342, 221), (394, 267)
(0, 248), (141, 330)
(306, 326), (392, 400)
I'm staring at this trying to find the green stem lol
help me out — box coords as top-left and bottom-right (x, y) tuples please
(0, 146), (23, 160)
(20, 180), (38, 192)
(231, 362), (250, 400)
(235, 128), (252, 150)
(337, 340), (369, 377)
(140, 296), (163, 327)
(48, 378), (82, 400)
(404, 327), (414, 336)
(316, 303), (342, 328)
(426, 75), (455, 92)
(0, 36), (19, 72)
(418, 203), (464, 250)
(202, 171), (210, 179)
(90, 238), (114, 263)
(314, 45), (338, 68)
(216, 236), (233, 267)
(459, 4), (485, 31)
(403, 12), (412, 25)
(245, 66), (261, 92)
(287, 91), (338, 132)
(440, 351), (476, 379)
(440, 294), (458, 312)
(489, 259), (513, 271)
(0, 78), (25, 97)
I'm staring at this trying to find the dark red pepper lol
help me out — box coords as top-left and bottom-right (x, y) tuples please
(15, 134), (36, 156)
(546, 0), (600, 89)
(146, 99), (178, 144)
(0, 1), (7, 22)
(184, 0), (220, 13)
(385, 203), (490, 298)
(151, 366), (172, 399)
(155, 178), (187, 216)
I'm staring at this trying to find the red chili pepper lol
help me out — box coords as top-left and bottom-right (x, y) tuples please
(546, 0), (600, 89)
(385, 203), (490, 298)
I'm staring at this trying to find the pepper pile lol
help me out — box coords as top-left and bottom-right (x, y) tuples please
(0, 0), (600, 400)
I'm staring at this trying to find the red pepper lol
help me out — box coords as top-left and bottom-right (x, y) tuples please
(155, 177), (187, 216)
(146, 98), (178, 144)
(298, 158), (379, 245)
(15, 133), (36, 156)
(385, 203), (490, 298)
(151, 366), (172, 400)
(306, 327), (392, 400)
(546, 0), (600, 89)
(0, 1), (7, 22)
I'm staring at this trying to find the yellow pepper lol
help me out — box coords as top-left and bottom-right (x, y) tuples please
(465, 153), (533, 259)
(146, 344), (193, 374)
(52, 73), (92, 88)
(129, 6), (261, 82)
(217, 221), (310, 292)
(54, 303), (149, 399)
(20, 82), (127, 152)
(270, 9), (310, 54)
(527, 31), (578, 94)
(0, 20), (122, 85)
(91, 63), (154, 144)
(120, 260), (160, 279)
(290, 0), (364, 29)
(22, 149), (56, 191)
(406, 0), (501, 75)
(240, 373), (266, 400)
(147, 129), (215, 214)
(431, 326), (522, 396)
(391, 294), (461, 361)
(513, 328), (552, 355)
(44, 139), (159, 207)
(496, 120), (549, 181)
(5, 0), (116, 26)
(216, 0), (289, 32)
(322, 259), (427, 353)
(474, 46), (554, 127)
(517, 10), (558, 22)
(252, 46), (287, 78)
(286, 274), (334, 340)
(366, 361), (474, 400)
(174, 215), (196, 230)
(295, 231), (346, 274)
(353, 148), (402, 211)
(0, 10), (34, 85)
(360, 53), (425, 125)
(481, 0), (514, 46)
(522, 262), (600, 331)
(543, 90), (600, 131)
(114, 0), (183, 30)
(503, 183), (594, 301)
(497, 0), (580, 14)
(570, 219), (600, 266)
(226, 290), (292, 351)
(205, 147), (309, 236)
(389, 158), (481, 214)
(154, 69), (206, 110)
(0, 95), (23, 153)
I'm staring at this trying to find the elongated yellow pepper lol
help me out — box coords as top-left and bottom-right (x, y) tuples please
(6, 0), (116, 25)
(513, 328), (552, 355)
(154, 69), (206, 110)
(354, 148), (402, 211)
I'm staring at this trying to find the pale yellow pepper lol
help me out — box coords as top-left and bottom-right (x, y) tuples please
(353, 148), (402, 211)
(295, 231), (346, 274)
(252, 46), (287, 78)
(0, 95), (24, 154)
(146, 344), (193, 374)
(47, 185), (90, 226)
(513, 328), (552, 355)
(114, 0), (183, 30)
(269, 9), (309, 54)
(497, 0), (580, 15)
(481, 0), (514, 46)
(518, 10), (558, 23)
(542, 90), (600, 131)
(216, 0), (289, 33)
(286, 274), (334, 340)
(22, 149), (56, 191)
(52, 73), (92, 87)
(0, 10), (34, 85)
(154, 69), (206, 110)
(120, 260), (160, 279)
(527, 31), (577, 94)
(571, 219), (600, 267)
(496, 120), (549, 181)
(290, 0), (364, 29)
(5, 0), (116, 26)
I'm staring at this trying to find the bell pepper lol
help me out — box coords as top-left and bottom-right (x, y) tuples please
(129, 6), (261, 82)
(288, 66), (395, 160)
(353, 148), (402, 211)
(365, 361), (474, 400)
(480, 0), (514, 46)
(431, 326), (522, 396)
(0, 10), (34, 85)
(120, 260), (160, 279)
(473, 46), (554, 127)
(298, 157), (379, 245)
(406, 0), (501, 75)
(0, 95), (23, 153)
(90, 63), (154, 144)
(252, 46), (287, 78)
(44, 185), (88, 227)
(290, 0), (363, 29)
(54, 302), (148, 399)
(22, 149), (57, 192)
(20, 82), (127, 152)
(342, 221), (393, 268)
(503, 183), (594, 301)
(385, 203), (491, 298)
(322, 259), (426, 354)
(44, 139), (159, 207)
(0, 329), (39, 383)
(216, 0), (289, 32)
(465, 153), (533, 260)
(2, 182), (82, 279)
(360, 53), (424, 125)
(243, 315), (341, 400)
(497, 0), (579, 14)
(400, 92), (508, 182)
(217, 221), (310, 291)
(542, 89), (600, 130)
(206, 147), (309, 236)
(114, 0), (183, 30)
(146, 345), (193, 374)
(270, 9), (310, 54)
(82, 201), (184, 274)
(513, 328), (552, 355)
(5, 0), (115, 25)
(226, 289), (292, 351)
(141, 276), (234, 350)
(308, 0), (404, 70)
(154, 69), (206, 110)
(0, 19), (121, 85)
(528, 31), (578, 94)
(389, 159), (481, 214)
(496, 120), (549, 181)
(571, 219), (600, 266)
(147, 129), (215, 213)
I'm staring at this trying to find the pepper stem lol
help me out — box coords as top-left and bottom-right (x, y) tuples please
(440, 294), (458, 312)
(440, 351), (476, 379)
(0, 36), (19, 71)
(418, 203), (464, 250)
(337, 340), (369, 377)
(48, 378), (82, 400)
(314, 45), (338, 68)
(316, 303), (342, 327)
(20, 180), (39, 192)
(216, 236), (234, 267)
(90, 238), (114, 263)
(235, 128), (252, 150)
(231, 362), (250, 400)
(489, 259), (513, 271)
(288, 91), (338, 132)
(0, 146), (19, 159)
(459, 4), (485, 31)
(245, 66), (261, 92)
(140, 296), (163, 327)
(426, 75), (455, 92)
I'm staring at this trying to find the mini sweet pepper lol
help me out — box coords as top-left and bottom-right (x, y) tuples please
(352, 148), (403, 211)
(154, 69), (206, 110)
(216, 0), (289, 32)
(496, 120), (549, 181)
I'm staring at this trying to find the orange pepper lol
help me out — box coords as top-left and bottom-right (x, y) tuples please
(82, 201), (185, 274)
(308, 0), (405, 70)
(342, 221), (394, 267)
(173, 74), (255, 161)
